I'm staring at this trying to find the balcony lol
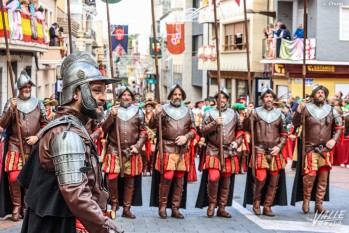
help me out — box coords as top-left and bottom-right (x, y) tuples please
(39, 47), (63, 66)
(0, 9), (48, 53)
(261, 38), (317, 62)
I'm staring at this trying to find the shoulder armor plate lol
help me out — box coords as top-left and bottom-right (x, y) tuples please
(17, 97), (39, 114)
(51, 131), (86, 185)
(306, 103), (331, 120)
(118, 105), (139, 121)
(209, 108), (235, 125)
(255, 107), (282, 124)
(163, 104), (188, 121)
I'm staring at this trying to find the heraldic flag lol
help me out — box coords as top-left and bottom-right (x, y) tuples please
(111, 25), (128, 53)
(149, 37), (162, 58)
(166, 23), (185, 55)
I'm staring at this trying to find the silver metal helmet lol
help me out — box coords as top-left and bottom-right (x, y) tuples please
(310, 85), (329, 99)
(214, 87), (230, 99)
(61, 51), (118, 106)
(167, 82), (186, 100)
(118, 86), (135, 100)
(16, 70), (35, 89)
(260, 87), (277, 100)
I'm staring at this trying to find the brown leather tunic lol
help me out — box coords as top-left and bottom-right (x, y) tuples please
(39, 106), (117, 233)
(149, 104), (196, 154)
(244, 107), (287, 153)
(292, 103), (343, 153)
(0, 99), (45, 154)
(201, 108), (243, 157)
(102, 106), (147, 156)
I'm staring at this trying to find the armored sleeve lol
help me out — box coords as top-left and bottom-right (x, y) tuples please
(200, 111), (217, 136)
(51, 131), (117, 233)
(0, 99), (14, 129)
(39, 101), (48, 123)
(148, 109), (166, 129)
(332, 108), (343, 142)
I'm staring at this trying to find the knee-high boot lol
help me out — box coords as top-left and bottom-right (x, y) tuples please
(263, 174), (280, 217)
(171, 176), (184, 219)
(217, 176), (232, 218)
(302, 174), (316, 213)
(158, 177), (172, 219)
(207, 180), (219, 217)
(122, 177), (136, 218)
(108, 177), (119, 212)
(9, 180), (21, 221)
(315, 172), (328, 214)
(252, 177), (266, 215)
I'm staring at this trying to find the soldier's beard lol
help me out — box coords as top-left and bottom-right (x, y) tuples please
(264, 102), (273, 109)
(120, 100), (132, 108)
(314, 98), (325, 106)
(220, 103), (227, 110)
(81, 101), (105, 120)
(170, 98), (182, 107)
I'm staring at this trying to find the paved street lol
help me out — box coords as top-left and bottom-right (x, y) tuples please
(1, 159), (349, 233)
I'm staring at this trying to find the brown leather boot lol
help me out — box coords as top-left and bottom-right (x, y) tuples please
(159, 177), (172, 219)
(171, 177), (184, 219)
(302, 174), (316, 214)
(263, 174), (280, 217)
(108, 177), (119, 212)
(142, 151), (148, 176)
(252, 177), (266, 215)
(217, 176), (232, 218)
(9, 180), (22, 221)
(149, 154), (154, 176)
(315, 172), (328, 214)
(207, 179), (219, 217)
(122, 177), (136, 219)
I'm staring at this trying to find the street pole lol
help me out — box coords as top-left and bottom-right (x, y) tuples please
(105, 0), (117, 104)
(67, 0), (73, 53)
(243, 0), (256, 175)
(213, 0), (224, 170)
(302, 0), (308, 98)
(151, 0), (164, 174)
(0, 2), (26, 162)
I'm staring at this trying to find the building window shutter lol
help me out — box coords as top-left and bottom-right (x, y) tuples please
(340, 7), (349, 40)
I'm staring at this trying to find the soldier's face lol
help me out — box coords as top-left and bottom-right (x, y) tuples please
(19, 84), (32, 99)
(263, 93), (274, 108)
(120, 91), (132, 107)
(170, 88), (183, 107)
(89, 81), (107, 117)
(314, 90), (326, 105)
(217, 94), (228, 109)
(171, 88), (183, 101)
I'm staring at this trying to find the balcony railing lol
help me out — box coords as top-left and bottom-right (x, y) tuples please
(0, 9), (49, 52)
(262, 38), (316, 61)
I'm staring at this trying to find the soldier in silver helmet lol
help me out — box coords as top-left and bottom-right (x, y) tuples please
(243, 88), (288, 217)
(19, 52), (123, 233)
(0, 70), (47, 221)
(195, 87), (244, 218)
(291, 85), (343, 214)
(149, 83), (197, 219)
(101, 86), (147, 219)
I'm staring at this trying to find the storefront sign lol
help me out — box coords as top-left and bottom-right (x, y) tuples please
(273, 64), (286, 76)
(307, 65), (335, 72)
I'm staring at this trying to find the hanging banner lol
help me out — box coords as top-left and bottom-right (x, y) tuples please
(111, 25), (128, 53)
(280, 38), (316, 60)
(166, 23), (185, 55)
(149, 37), (162, 58)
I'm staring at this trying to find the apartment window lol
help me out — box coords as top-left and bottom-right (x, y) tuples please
(192, 35), (203, 56)
(224, 21), (249, 51)
(340, 6), (349, 40)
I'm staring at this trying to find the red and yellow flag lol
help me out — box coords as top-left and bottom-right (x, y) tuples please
(166, 23), (185, 55)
